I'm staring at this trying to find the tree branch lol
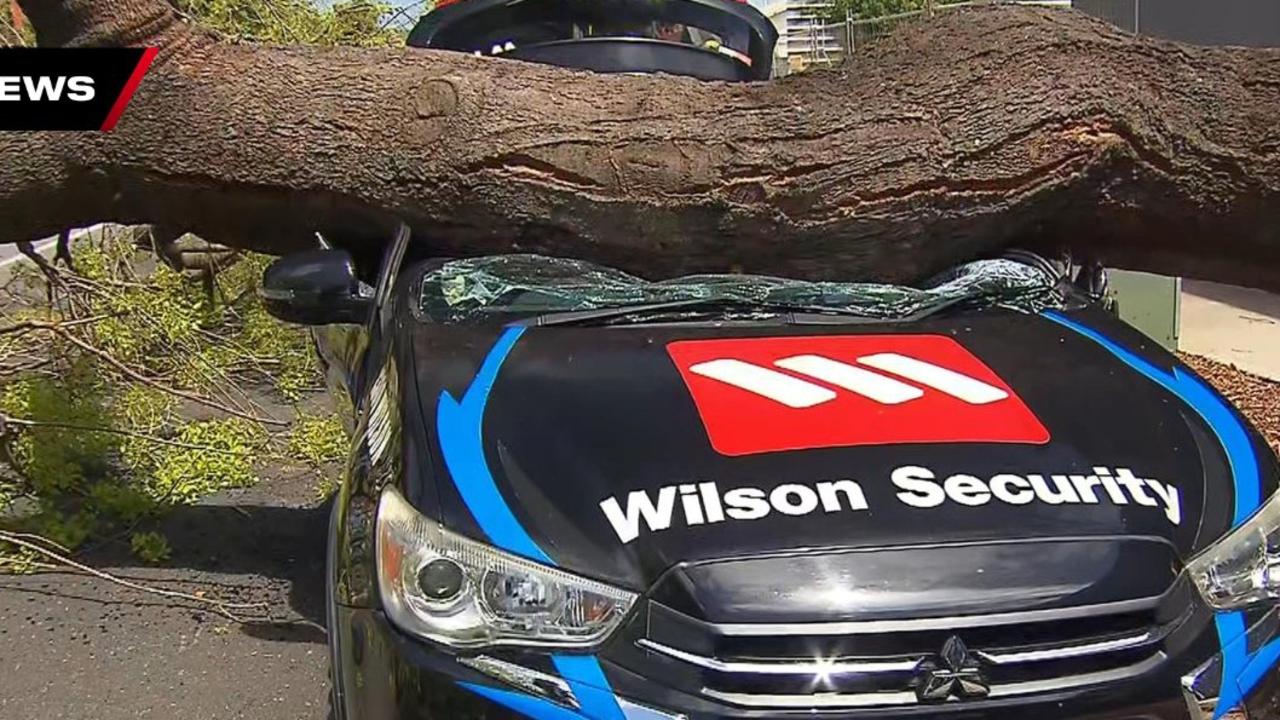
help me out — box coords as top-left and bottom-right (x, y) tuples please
(1, 414), (255, 455)
(48, 326), (289, 426)
(4, 0), (1280, 289)
(0, 530), (268, 621)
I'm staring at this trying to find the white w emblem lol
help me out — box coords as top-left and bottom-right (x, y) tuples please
(688, 352), (1010, 408)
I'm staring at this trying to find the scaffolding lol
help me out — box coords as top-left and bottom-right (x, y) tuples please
(772, 0), (1074, 73)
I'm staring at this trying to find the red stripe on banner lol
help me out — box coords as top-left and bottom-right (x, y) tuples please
(100, 47), (159, 132)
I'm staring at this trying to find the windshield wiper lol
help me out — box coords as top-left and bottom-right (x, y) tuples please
(524, 298), (728, 327)
(522, 295), (977, 327)
(525, 298), (881, 327)
(787, 296), (975, 325)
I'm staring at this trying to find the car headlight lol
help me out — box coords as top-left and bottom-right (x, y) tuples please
(1188, 491), (1280, 610)
(375, 487), (636, 649)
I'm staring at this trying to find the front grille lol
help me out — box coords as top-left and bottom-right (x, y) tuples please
(625, 595), (1187, 709)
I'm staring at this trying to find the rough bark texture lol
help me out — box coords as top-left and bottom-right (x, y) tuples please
(4, 0), (1279, 287)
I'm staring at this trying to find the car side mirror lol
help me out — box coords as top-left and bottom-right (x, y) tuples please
(260, 249), (374, 326)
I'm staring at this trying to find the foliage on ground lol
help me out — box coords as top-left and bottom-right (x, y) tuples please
(289, 413), (349, 500)
(289, 414), (348, 468)
(130, 530), (172, 564)
(0, 230), (343, 568)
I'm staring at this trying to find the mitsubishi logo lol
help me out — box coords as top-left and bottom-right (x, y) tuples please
(914, 636), (990, 703)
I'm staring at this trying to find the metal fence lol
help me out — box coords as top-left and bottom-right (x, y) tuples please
(381, 1), (432, 33)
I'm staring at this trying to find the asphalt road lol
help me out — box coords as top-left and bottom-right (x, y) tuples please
(0, 241), (31, 267)
(0, 237), (58, 273)
(0, 470), (332, 720)
(0, 230), (98, 272)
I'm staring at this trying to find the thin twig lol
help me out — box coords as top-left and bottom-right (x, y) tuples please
(1, 531), (71, 553)
(49, 327), (288, 427)
(0, 559), (59, 571)
(62, 272), (156, 292)
(0, 314), (113, 335)
(0, 531), (268, 621)
(82, 284), (277, 421)
(0, 356), (53, 375)
(2, 415), (260, 456)
(0, 318), (43, 335)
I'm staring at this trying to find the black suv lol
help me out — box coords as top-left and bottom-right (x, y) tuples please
(262, 237), (1280, 720)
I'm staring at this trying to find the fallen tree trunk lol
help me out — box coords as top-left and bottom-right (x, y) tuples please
(4, 0), (1279, 288)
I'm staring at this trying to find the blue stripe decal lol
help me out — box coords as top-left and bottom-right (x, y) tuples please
(437, 325), (553, 564)
(458, 682), (586, 720)
(1041, 311), (1259, 524)
(553, 655), (627, 720)
(439, 329), (627, 719)
(1216, 612), (1280, 715)
(457, 659), (630, 720)
(1041, 311), (1274, 718)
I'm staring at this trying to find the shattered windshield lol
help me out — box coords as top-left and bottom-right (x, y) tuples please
(416, 254), (1066, 325)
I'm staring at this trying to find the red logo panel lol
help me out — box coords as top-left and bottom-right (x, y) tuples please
(667, 335), (1050, 456)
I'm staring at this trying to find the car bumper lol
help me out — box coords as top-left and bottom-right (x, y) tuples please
(333, 606), (1280, 720)
(1182, 608), (1280, 719)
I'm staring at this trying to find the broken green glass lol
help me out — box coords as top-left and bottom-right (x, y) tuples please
(416, 254), (1065, 324)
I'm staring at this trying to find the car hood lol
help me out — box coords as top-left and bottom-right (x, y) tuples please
(407, 308), (1258, 619)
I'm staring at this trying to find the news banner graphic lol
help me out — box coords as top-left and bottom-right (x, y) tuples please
(0, 48), (157, 131)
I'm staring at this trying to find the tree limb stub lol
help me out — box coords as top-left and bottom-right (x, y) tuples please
(4, 0), (1279, 289)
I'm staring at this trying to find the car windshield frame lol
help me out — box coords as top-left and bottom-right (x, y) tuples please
(413, 254), (1067, 327)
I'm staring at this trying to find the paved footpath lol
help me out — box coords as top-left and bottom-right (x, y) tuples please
(1181, 279), (1280, 382)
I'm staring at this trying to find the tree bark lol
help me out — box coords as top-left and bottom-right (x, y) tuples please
(4, 0), (1279, 288)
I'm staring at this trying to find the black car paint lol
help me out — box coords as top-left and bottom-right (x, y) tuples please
(417, 310), (1233, 593)
(322, 264), (1280, 720)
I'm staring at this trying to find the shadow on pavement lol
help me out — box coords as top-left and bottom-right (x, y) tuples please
(75, 498), (333, 645)
(0, 494), (335, 720)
